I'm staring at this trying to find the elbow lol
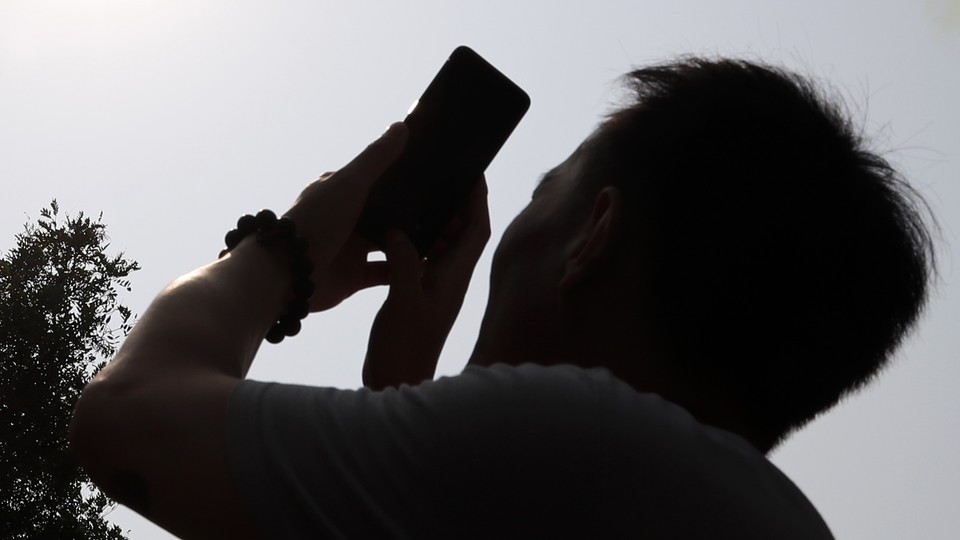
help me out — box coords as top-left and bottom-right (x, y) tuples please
(70, 379), (155, 517)
(70, 368), (142, 488)
(69, 378), (115, 481)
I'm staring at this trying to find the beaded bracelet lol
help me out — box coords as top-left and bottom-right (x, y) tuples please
(220, 209), (315, 344)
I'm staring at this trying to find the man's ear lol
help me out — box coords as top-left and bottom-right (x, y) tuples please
(560, 186), (624, 295)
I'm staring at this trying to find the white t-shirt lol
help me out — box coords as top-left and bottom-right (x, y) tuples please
(227, 363), (834, 539)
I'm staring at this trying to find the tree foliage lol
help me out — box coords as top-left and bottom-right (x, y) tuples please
(1, 201), (139, 540)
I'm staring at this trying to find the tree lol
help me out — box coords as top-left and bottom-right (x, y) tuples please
(1, 201), (139, 540)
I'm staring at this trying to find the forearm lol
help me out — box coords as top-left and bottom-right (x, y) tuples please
(68, 237), (290, 537)
(94, 237), (290, 387)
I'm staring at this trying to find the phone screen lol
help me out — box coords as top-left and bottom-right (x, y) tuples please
(356, 46), (531, 255)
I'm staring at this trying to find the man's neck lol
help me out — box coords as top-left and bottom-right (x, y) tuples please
(467, 328), (776, 454)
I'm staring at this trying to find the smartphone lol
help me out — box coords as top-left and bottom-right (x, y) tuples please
(356, 46), (531, 255)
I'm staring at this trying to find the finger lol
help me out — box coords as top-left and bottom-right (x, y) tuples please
(463, 175), (491, 230)
(330, 122), (408, 193)
(382, 229), (423, 302)
(354, 261), (391, 290)
(437, 217), (465, 247)
(425, 177), (490, 285)
(425, 177), (487, 260)
(449, 176), (491, 257)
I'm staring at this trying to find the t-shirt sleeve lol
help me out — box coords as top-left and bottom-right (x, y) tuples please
(226, 364), (604, 540)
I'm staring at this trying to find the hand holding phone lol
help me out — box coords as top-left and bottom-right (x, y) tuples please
(356, 46), (530, 255)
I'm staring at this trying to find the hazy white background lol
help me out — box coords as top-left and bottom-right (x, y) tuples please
(2, 1), (958, 538)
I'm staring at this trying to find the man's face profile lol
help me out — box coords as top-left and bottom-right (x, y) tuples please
(472, 150), (597, 368)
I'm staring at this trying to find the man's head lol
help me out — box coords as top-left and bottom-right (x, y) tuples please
(472, 57), (936, 450)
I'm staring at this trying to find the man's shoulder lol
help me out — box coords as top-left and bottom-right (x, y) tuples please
(440, 363), (835, 538)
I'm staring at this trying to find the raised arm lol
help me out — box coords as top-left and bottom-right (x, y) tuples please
(69, 124), (409, 539)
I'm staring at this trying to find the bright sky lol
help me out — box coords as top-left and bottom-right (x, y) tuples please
(2, 1), (958, 538)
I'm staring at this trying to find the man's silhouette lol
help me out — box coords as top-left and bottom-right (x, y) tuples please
(71, 58), (935, 539)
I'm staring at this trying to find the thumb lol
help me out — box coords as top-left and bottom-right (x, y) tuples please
(284, 123), (409, 264)
(332, 122), (408, 193)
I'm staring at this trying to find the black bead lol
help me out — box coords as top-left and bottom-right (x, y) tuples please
(292, 236), (309, 255)
(276, 216), (296, 237)
(289, 298), (310, 320)
(279, 316), (302, 337)
(237, 214), (257, 234)
(225, 228), (245, 250)
(255, 209), (278, 230)
(265, 324), (285, 344)
(294, 279), (315, 299)
(293, 258), (314, 275)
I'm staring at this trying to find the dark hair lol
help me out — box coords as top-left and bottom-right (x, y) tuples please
(578, 57), (936, 445)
